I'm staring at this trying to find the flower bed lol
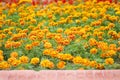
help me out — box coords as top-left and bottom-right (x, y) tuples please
(0, 0), (120, 70)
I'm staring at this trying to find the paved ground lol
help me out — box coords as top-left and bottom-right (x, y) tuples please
(0, 70), (120, 80)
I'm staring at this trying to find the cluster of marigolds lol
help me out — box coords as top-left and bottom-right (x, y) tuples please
(0, 0), (120, 70)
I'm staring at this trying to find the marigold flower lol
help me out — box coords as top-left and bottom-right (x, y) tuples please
(40, 59), (54, 69)
(109, 44), (117, 51)
(105, 58), (114, 65)
(50, 50), (58, 58)
(20, 56), (29, 63)
(0, 55), (4, 62)
(30, 57), (40, 65)
(0, 50), (3, 55)
(5, 42), (12, 49)
(56, 45), (64, 52)
(32, 41), (40, 46)
(57, 61), (66, 69)
(89, 61), (97, 68)
(62, 39), (70, 46)
(10, 52), (18, 58)
(12, 42), (21, 48)
(89, 38), (97, 46)
(44, 42), (52, 49)
(0, 61), (10, 69)
(72, 56), (82, 64)
(8, 57), (17, 64)
(11, 60), (21, 67)
(96, 63), (104, 70)
(25, 44), (33, 50)
(90, 48), (98, 54)
(57, 28), (63, 33)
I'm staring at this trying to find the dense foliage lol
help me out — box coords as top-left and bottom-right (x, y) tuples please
(0, 0), (120, 70)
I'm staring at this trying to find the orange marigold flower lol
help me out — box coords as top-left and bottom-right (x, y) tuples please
(10, 52), (18, 58)
(0, 61), (11, 69)
(0, 55), (4, 62)
(30, 57), (40, 65)
(11, 60), (21, 67)
(0, 50), (3, 55)
(8, 57), (17, 64)
(57, 28), (63, 33)
(32, 41), (40, 47)
(62, 39), (70, 46)
(40, 59), (54, 69)
(29, 36), (37, 41)
(96, 63), (104, 70)
(44, 42), (52, 49)
(56, 45), (64, 52)
(72, 56), (82, 64)
(25, 44), (33, 50)
(90, 48), (97, 54)
(5, 42), (12, 49)
(57, 61), (66, 69)
(20, 56), (29, 63)
(105, 58), (114, 65)
(89, 38), (97, 46)
(89, 61), (97, 68)
(12, 42), (21, 48)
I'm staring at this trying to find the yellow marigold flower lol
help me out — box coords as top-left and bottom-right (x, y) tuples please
(82, 17), (88, 22)
(72, 56), (82, 64)
(0, 61), (10, 69)
(89, 38), (97, 46)
(107, 50), (116, 56)
(25, 44), (33, 50)
(46, 33), (54, 39)
(76, 20), (80, 24)
(117, 47), (120, 52)
(82, 59), (90, 66)
(8, 57), (17, 64)
(30, 57), (40, 65)
(0, 50), (3, 55)
(12, 42), (21, 48)
(50, 50), (58, 58)
(89, 61), (97, 68)
(108, 23), (115, 28)
(10, 52), (18, 58)
(20, 56), (29, 63)
(8, 31), (13, 36)
(109, 44), (117, 51)
(57, 61), (66, 69)
(56, 45), (64, 52)
(0, 55), (4, 62)
(11, 60), (21, 67)
(0, 33), (6, 39)
(62, 39), (70, 46)
(97, 41), (108, 51)
(43, 49), (52, 56)
(105, 58), (114, 65)
(96, 63), (104, 70)
(44, 42), (52, 49)
(90, 48), (97, 54)
(40, 59), (54, 69)
(57, 28), (63, 33)
(32, 41), (40, 47)
(62, 54), (73, 61)
(29, 36), (37, 41)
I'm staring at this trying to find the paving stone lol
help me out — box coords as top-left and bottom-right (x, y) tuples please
(0, 70), (120, 80)
(0, 71), (9, 80)
(94, 70), (104, 80)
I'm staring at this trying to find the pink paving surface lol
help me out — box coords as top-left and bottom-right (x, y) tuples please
(0, 70), (120, 80)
